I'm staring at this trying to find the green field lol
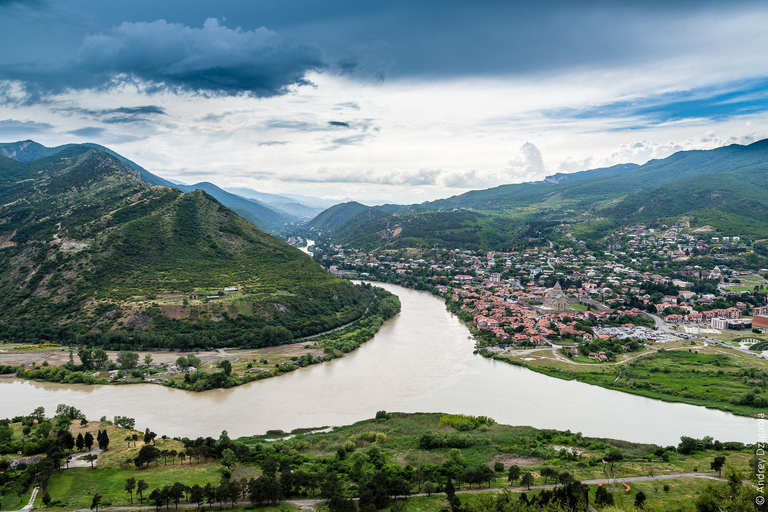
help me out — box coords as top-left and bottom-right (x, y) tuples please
(1, 413), (758, 512)
(496, 344), (768, 417)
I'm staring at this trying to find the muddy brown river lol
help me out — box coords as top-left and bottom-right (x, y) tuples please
(0, 280), (760, 445)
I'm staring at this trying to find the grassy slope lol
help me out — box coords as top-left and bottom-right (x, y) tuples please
(1, 413), (752, 511)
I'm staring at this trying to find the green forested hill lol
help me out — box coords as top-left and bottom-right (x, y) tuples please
(175, 181), (292, 232)
(304, 139), (768, 250)
(0, 140), (294, 232)
(0, 147), (377, 348)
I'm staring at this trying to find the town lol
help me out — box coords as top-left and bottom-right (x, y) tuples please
(299, 221), (768, 366)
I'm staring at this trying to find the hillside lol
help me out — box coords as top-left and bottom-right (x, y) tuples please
(175, 181), (294, 231)
(0, 141), (293, 232)
(303, 139), (768, 250)
(0, 146), (378, 349)
(304, 201), (378, 232)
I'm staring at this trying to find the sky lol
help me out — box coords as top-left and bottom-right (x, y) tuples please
(1, 0), (767, 204)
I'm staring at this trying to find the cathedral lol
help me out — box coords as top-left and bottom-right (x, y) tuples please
(543, 281), (569, 312)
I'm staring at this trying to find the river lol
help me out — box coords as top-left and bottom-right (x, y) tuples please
(0, 269), (759, 445)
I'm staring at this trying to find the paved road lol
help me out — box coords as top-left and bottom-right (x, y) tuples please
(52, 473), (724, 512)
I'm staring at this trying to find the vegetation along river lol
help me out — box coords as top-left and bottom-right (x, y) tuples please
(1, 281), (759, 445)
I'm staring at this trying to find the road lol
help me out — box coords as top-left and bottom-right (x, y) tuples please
(50, 473), (725, 512)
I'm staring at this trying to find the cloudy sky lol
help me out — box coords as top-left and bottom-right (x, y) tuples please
(1, 0), (767, 204)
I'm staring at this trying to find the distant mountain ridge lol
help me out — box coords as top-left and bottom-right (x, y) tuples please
(302, 139), (768, 249)
(0, 140), (298, 232)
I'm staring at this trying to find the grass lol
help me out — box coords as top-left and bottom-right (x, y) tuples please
(14, 421), (225, 511)
(493, 342), (768, 417)
(42, 464), (224, 510)
(3, 413), (756, 511)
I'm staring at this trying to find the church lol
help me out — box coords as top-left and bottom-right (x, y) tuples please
(542, 281), (569, 312)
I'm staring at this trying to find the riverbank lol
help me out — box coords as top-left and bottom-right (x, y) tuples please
(0, 412), (756, 512)
(353, 274), (768, 419)
(1, 290), (400, 392)
(479, 340), (768, 418)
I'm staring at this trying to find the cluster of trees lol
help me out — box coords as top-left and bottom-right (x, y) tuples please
(16, 349), (148, 385)
(0, 281), (390, 351)
(0, 405), (114, 507)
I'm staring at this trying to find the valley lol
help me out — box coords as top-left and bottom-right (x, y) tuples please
(2, 140), (768, 512)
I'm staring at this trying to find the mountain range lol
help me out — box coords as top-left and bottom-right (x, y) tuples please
(0, 143), (376, 348)
(302, 139), (768, 250)
(0, 140), (335, 232)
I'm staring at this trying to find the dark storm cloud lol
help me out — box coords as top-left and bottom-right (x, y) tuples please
(108, 106), (166, 115)
(3, 0), (762, 92)
(0, 17), (325, 100)
(53, 105), (167, 125)
(328, 121), (351, 128)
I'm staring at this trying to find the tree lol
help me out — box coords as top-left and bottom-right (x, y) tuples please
(84, 431), (94, 450)
(93, 348), (109, 369)
(423, 481), (436, 496)
(594, 486), (614, 506)
(144, 353), (153, 366)
(189, 484), (204, 507)
(31, 406), (46, 422)
(97, 429), (110, 450)
(711, 455), (726, 476)
(218, 360), (232, 375)
(59, 431), (75, 452)
(178, 451), (186, 465)
(83, 454), (97, 467)
(604, 449), (623, 472)
(170, 482), (186, 509)
(634, 490), (647, 508)
(444, 478), (461, 512)
(507, 465), (521, 485)
(221, 448), (237, 469)
(187, 353), (201, 368)
(137, 480), (149, 504)
(90, 493), (102, 512)
(520, 472), (534, 490)
(42, 491), (52, 508)
(75, 432), (85, 451)
(124, 477), (136, 504)
(78, 348), (93, 369)
(116, 350), (139, 370)
(148, 489), (163, 511)
(143, 428), (157, 445)
(113, 416), (135, 430)
(204, 483), (216, 508)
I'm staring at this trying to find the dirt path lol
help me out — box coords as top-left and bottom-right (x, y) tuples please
(547, 346), (660, 366)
